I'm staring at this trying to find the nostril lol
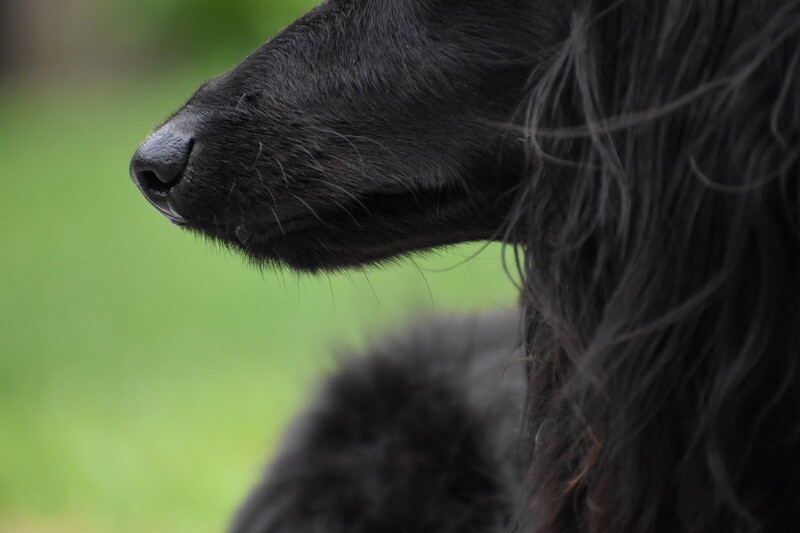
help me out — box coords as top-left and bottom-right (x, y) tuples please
(137, 168), (173, 193)
(130, 130), (194, 193)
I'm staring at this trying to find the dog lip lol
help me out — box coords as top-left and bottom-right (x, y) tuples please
(157, 207), (188, 226)
(129, 160), (190, 226)
(138, 191), (188, 226)
(230, 214), (315, 245)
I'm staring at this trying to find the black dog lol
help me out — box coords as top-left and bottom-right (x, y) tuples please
(131, 1), (800, 531)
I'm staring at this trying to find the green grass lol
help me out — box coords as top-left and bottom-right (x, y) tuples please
(0, 71), (518, 532)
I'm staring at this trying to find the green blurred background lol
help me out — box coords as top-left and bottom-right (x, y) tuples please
(0, 1), (516, 531)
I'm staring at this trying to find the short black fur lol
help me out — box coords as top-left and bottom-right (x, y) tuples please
(131, 1), (800, 532)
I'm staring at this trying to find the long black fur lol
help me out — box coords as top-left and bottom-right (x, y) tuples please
(229, 311), (525, 533)
(131, 1), (800, 532)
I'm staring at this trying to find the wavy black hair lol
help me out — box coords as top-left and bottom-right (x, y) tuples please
(513, 2), (800, 531)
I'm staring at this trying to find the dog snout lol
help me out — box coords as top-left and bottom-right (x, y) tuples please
(130, 127), (195, 223)
(130, 128), (193, 190)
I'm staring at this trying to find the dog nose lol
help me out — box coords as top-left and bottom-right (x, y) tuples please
(130, 129), (194, 193)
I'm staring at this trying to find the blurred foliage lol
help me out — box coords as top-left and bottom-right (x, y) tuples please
(113, 0), (320, 62)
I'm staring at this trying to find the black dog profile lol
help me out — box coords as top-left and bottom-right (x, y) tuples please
(131, 1), (800, 531)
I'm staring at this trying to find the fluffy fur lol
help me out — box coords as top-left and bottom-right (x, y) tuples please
(131, 1), (800, 532)
(229, 312), (525, 533)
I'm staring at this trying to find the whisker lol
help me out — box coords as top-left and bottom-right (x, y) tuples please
(289, 193), (324, 223)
